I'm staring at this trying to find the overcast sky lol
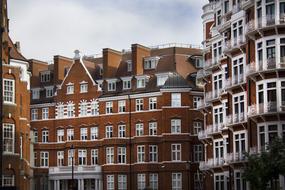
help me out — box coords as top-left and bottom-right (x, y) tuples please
(8, 0), (208, 61)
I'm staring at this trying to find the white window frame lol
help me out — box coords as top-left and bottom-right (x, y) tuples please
(106, 101), (113, 114)
(149, 145), (158, 162)
(171, 119), (181, 134)
(3, 123), (15, 153)
(172, 173), (182, 190)
(193, 96), (201, 109)
(45, 87), (54, 98)
(80, 128), (88, 141)
(32, 89), (40, 100)
(106, 125), (113, 138)
(31, 109), (38, 121)
(78, 149), (87, 166)
(106, 147), (114, 164)
(136, 123), (144, 136)
(118, 125), (126, 138)
(149, 97), (157, 110)
(136, 99), (143, 111)
(171, 93), (181, 107)
(42, 108), (49, 120)
(91, 149), (99, 165)
(108, 81), (116, 91)
(117, 147), (126, 164)
(80, 83), (88, 93)
(42, 130), (49, 143)
(40, 151), (49, 167)
(57, 129), (64, 142)
(193, 121), (202, 135)
(3, 79), (15, 104)
(107, 175), (114, 190)
(118, 100), (126, 113)
(57, 151), (64, 166)
(90, 127), (98, 140)
(149, 122), (157, 136)
(149, 173), (158, 190)
(193, 144), (203, 162)
(137, 145), (145, 163)
(137, 173), (146, 190)
(118, 175), (127, 190)
(66, 84), (74, 94)
(67, 128), (74, 141)
(171, 144), (181, 161)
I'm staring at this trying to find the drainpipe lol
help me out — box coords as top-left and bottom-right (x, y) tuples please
(128, 94), (132, 189)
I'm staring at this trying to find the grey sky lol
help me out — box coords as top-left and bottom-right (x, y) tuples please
(8, 0), (208, 61)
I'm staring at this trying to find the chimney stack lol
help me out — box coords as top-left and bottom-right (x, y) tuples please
(103, 48), (122, 78)
(131, 44), (151, 75)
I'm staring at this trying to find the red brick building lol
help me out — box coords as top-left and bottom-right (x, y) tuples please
(30, 44), (204, 190)
(1, 0), (33, 189)
(198, 0), (285, 189)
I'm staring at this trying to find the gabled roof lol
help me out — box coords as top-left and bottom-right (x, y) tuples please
(59, 57), (96, 89)
(3, 32), (27, 62)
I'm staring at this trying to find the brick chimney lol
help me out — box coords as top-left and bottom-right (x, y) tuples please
(131, 44), (151, 75)
(53, 55), (73, 83)
(102, 48), (122, 78)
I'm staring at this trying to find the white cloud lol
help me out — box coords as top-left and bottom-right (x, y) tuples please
(8, 0), (208, 61)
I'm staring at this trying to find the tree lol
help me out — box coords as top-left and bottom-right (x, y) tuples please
(243, 138), (285, 190)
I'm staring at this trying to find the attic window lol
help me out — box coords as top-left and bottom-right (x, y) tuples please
(144, 57), (159, 70)
(41, 71), (51, 82)
(107, 80), (117, 91)
(193, 57), (203, 68)
(66, 84), (74, 94)
(157, 75), (168, 86)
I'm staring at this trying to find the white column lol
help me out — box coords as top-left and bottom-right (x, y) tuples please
(95, 179), (98, 190)
(53, 180), (57, 190)
(78, 179), (81, 190)
(81, 179), (84, 190)
(99, 179), (103, 190)
(57, 180), (60, 190)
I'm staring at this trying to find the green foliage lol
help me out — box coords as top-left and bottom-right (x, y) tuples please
(243, 138), (285, 190)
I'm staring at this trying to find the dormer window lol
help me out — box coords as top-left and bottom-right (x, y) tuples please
(40, 71), (51, 83)
(137, 78), (146, 88)
(156, 73), (170, 86)
(107, 80), (117, 91)
(80, 82), (88, 93)
(66, 84), (74, 94)
(127, 60), (132, 72)
(194, 57), (203, 68)
(45, 86), (54, 98)
(144, 57), (160, 70)
(136, 75), (149, 89)
(122, 77), (132, 90)
(32, 88), (40, 100)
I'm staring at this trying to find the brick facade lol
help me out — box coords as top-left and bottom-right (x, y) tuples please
(30, 44), (204, 190)
(1, 0), (33, 189)
(198, 0), (285, 189)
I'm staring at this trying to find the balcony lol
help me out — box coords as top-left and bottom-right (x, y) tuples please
(248, 101), (281, 118)
(225, 75), (246, 91)
(226, 112), (247, 126)
(198, 130), (209, 140)
(197, 99), (211, 110)
(241, 0), (254, 9)
(224, 36), (246, 53)
(246, 58), (285, 78)
(246, 14), (285, 36)
(199, 158), (226, 170)
(203, 58), (221, 70)
(49, 165), (101, 175)
(207, 124), (223, 135)
(205, 89), (224, 103)
(226, 153), (246, 163)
